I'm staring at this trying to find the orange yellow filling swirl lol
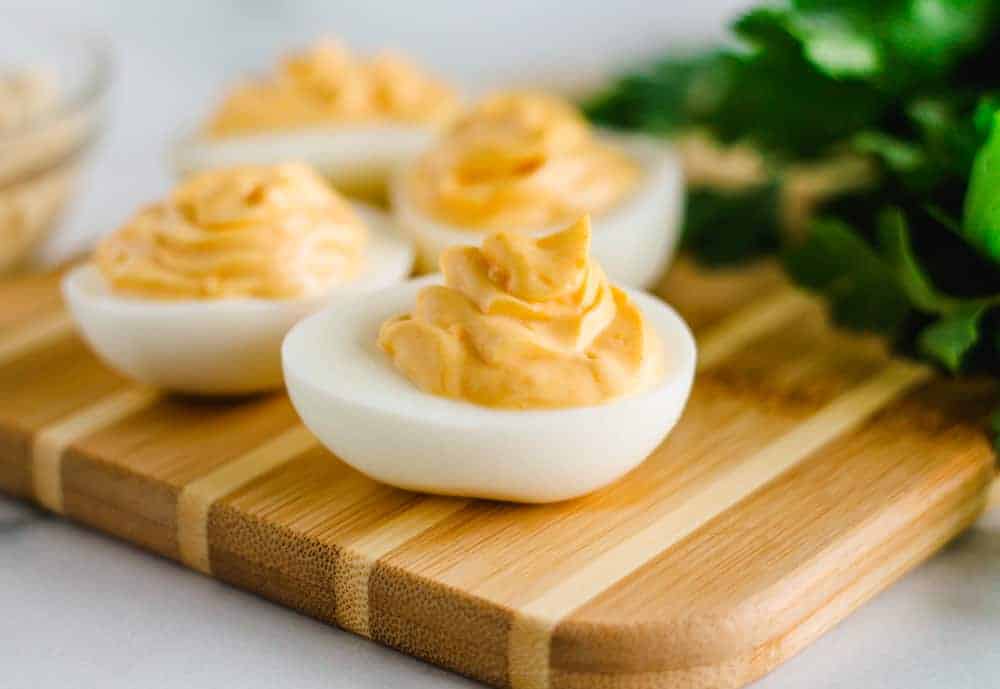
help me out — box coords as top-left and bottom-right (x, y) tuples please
(96, 163), (367, 299)
(206, 39), (460, 137)
(378, 216), (661, 409)
(404, 91), (639, 230)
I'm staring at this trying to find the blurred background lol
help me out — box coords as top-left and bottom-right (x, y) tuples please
(2, 0), (752, 264)
(2, 4), (999, 689)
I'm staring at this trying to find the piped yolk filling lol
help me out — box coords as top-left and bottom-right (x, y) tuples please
(206, 39), (460, 137)
(96, 163), (367, 300)
(405, 92), (639, 231)
(378, 216), (663, 409)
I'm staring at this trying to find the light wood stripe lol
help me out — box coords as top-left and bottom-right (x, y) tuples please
(335, 496), (469, 637)
(177, 424), (319, 575)
(0, 310), (73, 366)
(32, 386), (161, 513)
(507, 360), (933, 689)
(695, 289), (813, 370)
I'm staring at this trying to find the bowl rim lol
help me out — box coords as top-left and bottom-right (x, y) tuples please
(0, 18), (113, 146)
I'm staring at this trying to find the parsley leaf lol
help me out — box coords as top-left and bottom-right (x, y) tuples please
(918, 303), (990, 371)
(783, 218), (910, 333)
(588, 0), (1000, 443)
(963, 111), (1000, 260)
(682, 183), (783, 265)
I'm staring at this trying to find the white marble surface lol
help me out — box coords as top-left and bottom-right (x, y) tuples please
(1, 2), (999, 688)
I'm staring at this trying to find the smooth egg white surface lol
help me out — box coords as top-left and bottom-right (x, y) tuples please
(170, 126), (437, 198)
(391, 134), (685, 287)
(63, 206), (414, 396)
(282, 276), (696, 503)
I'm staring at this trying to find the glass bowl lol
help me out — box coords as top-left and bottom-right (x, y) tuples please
(0, 17), (110, 274)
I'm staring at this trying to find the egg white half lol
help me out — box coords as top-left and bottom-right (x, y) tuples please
(391, 134), (685, 288)
(63, 206), (415, 396)
(170, 125), (437, 199)
(282, 276), (696, 503)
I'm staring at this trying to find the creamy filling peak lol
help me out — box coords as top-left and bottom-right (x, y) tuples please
(207, 39), (460, 136)
(378, 216), (661, 409)
(405, 92), (639, 231)
(96, 163), (367, 299)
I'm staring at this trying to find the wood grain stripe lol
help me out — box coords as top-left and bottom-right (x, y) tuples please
(695, 289), (813, 370)
(177, 424), (319, 575)
(32, 386), (160, 513)
(0, 310), (72, 366)
(336, 496), (469, 637)
(507, 360), (933, 689)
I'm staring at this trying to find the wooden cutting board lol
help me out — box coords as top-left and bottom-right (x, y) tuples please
(0, 260), (996, 689)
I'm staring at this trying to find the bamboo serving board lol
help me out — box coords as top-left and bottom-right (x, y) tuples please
(0, 260), (996, 689)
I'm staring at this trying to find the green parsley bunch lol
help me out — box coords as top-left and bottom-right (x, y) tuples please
(587, 0), (1000, 409)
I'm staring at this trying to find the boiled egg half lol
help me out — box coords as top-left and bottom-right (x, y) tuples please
(283, 217), (695, 502)
(391, 91), (683, 288)
(171, 38), (461, 200)
(64, 163), (414, 395)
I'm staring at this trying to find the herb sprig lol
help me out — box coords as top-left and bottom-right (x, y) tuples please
(587, 0), (1000, 417)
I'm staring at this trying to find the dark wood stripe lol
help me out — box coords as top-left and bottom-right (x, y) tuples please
(62, 395), (300, 559)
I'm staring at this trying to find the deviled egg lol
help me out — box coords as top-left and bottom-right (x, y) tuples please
(172, 39), (461, 200)
(391, 91), (683, 287)
(283, 216), (695, 503)
(64, 163), (414, 395)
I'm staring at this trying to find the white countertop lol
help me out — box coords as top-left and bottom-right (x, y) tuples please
(3, 498), (997, 689)
(2, 2), (999, 688)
